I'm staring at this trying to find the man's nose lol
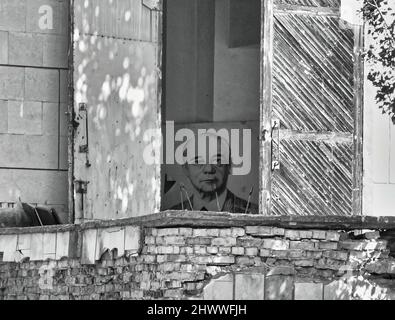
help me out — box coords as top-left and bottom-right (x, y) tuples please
(203, 164), (216, 173)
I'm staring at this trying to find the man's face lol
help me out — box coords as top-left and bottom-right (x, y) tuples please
(183, 135), (231, 194)
(184, 159), (230, 194)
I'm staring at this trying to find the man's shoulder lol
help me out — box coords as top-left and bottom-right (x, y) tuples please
(225, 190), (259, 215)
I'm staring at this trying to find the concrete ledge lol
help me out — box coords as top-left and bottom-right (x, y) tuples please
(2, 211), (395, 235)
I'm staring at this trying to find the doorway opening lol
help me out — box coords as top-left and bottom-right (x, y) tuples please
(161, 0), (261, 214)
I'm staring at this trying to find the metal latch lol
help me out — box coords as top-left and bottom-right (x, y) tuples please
(271, 118), (280, 171)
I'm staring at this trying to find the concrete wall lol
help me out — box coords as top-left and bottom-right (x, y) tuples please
(165, 0), (260, 124)
(165, 0), (215, 124)
(0, 0), (69, 221)
(363, 16), (395, 217)
(213, 0), (260, 122)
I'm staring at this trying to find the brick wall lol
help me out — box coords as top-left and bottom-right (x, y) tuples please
(1, 215), (395, 300)
(0, 0), (69, 220)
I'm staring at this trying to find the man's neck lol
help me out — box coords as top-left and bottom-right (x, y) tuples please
(194, 187), (226, 202)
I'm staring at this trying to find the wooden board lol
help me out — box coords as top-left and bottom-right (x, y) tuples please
(261, 0), (363, 216)
(72, 0), (163, 220)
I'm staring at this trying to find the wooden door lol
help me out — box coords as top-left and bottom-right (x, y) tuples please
(72, 0), (163, 220)
(260, 0), (363, 216)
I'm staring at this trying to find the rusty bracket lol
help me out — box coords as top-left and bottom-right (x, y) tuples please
(74, 180), (89, 194)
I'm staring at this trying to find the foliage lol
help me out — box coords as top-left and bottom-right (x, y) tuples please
(363, 0), (395, 123)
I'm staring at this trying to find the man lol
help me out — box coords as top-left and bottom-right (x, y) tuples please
(170, 132), (258, 214)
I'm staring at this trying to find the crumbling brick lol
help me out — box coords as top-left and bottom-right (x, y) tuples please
(263, 239), (289, 250)
(231, 247), (245, 255)
(207, 247), (219, 255)
(245, 247), (259, 256)
(312, 230), (326, 240)
(231, 227), (245, 237)
(156, 228), (179, 237)
(211, 237), (237, 247)
(290, 241), (315, 251)
(318, 242), (338, 250)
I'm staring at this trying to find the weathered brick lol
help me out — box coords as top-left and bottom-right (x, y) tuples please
(178, 228), (193, 236)
(294, 259), (314, 267)
(245, 247), (259, 256)
(231, 247), (245, 255)
(212, 256), (235, 265)
(299, 230), (313, 239)
(194, 246), (207, 255)
(207, 246), (219, 254)
(270, 250), (288, 259)
(263, 239), (289, 250)
(156, 228), (179, 237)
(245, 226), (272, 236)
(211, 237), (237, 247)
(312, 230), (327, 240)
(144, 236), (155, 245)
(236, 256), (254, 266)
(318, 241), (338, 250)
(339, 240), (366, 251)
(218, 247), (231, 254)
(173, 246), (180, 254)
(231, 227), (245, 237)
(288, 250), (305, 259)
(186, 237), (212, 246)
(193, 228), (219, 237)
(179, 247), (194, 255)
(156, 246), (174, 254)
(364, 231), (380, 240)
(304, 251), (322, 259)
(259, 249), (271, 257)
(237, 237), (264, 247)
(322, 250), (348, 261)
(365, 240), (387, 251)
(130, 290), (144, 299)
(349, 250), (368, 260)
(284, 230), (301, 240)
(290, 241), (315, 251)
(167, 255), (187, 263)
(272, 228), (286, 236)
(193, 256), (214, 264)
(325, 231), (340, 242)
(219, 229), (232, 237)
(162, 236), (185, 245)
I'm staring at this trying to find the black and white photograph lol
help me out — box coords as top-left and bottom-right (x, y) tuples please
(0, 0), (395, 305)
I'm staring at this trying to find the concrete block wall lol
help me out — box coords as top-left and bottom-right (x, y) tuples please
(0, 0), (69, 220)
(1, 222), (395, 300)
